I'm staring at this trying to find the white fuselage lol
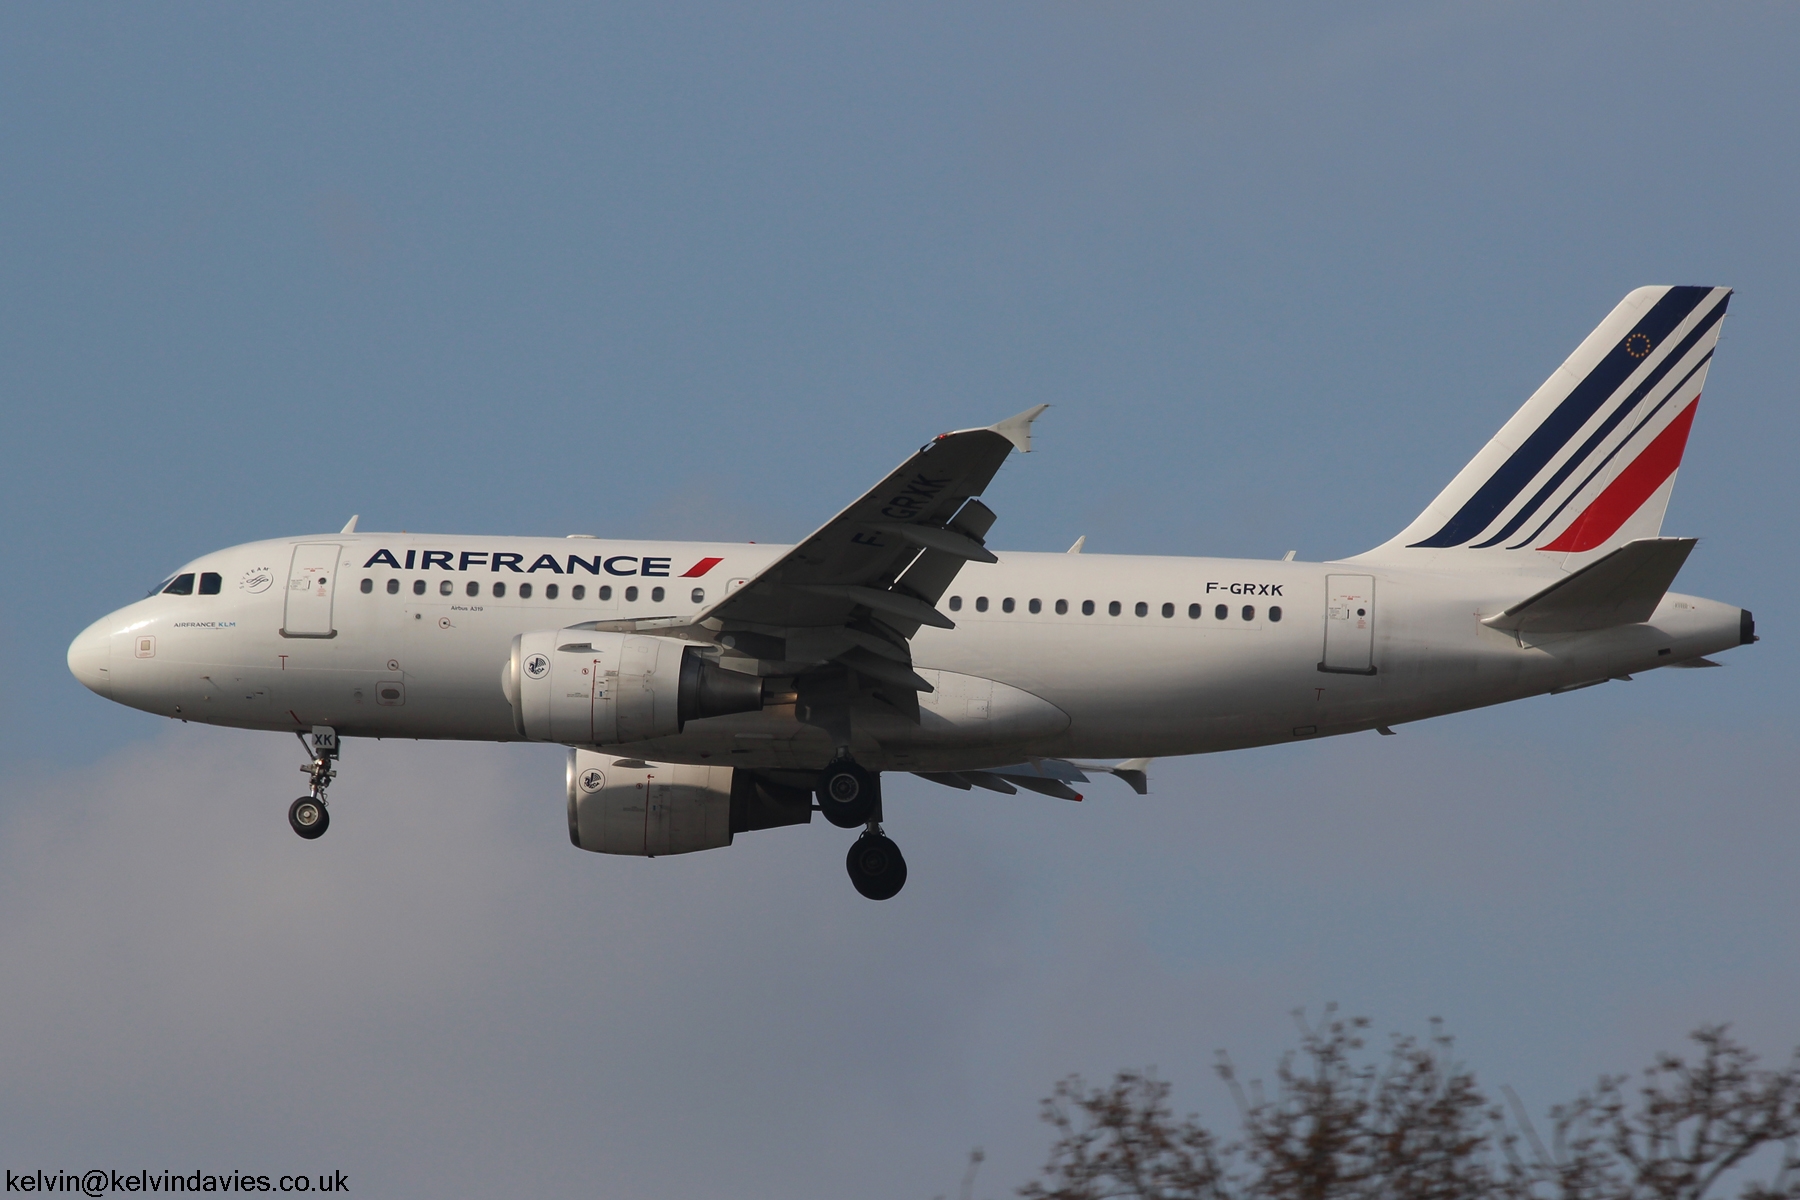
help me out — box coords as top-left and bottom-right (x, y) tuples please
(68, 533), (1748, 772)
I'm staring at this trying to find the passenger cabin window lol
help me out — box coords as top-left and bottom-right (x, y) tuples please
(1242, 605), (1255, 621)
(1134, 602), (1148, 617)
(492, 582), (506, 598)
(651, 586), (665, 603)
(1188, 603), (1201, 619)
(691, 588), (705, 604)
(519, 582), (533, 599)
(948, 595), (963, 611)
(1108, 601), (1122, 616)
(598, 585), (613, 601)
(975, 597), (989, 612)
(413, 580), (426, 596)
(387, 578), (400, 595)
(1001, 597), (1015, 613)
(199, 572), (222, 595)
(1215, 604), (1228, 620)
(573, 585), (588, 600)
(545, 583), (560, 599)
(163, 574), (195, 595)
(1082, 600), (1095, 615)
(360, 578), (373, 594)
(1161, 602), (1174, 618)
(1055, 599), (1068, 615)
(465, 581), (479, 597)
(439, 581), (453, 596)
(1028, 598), (1041, 614)
(1269, 605), (1282, 622)
(622, 586), (635, 602)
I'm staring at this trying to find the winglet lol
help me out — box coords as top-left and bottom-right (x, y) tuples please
(340, 515), (360, 534)
(989, 404), (1050, 453)
(1067, 535), (1086, 554)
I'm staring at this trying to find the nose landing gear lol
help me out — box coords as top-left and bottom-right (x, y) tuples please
(290, 726), (338, 840)
(817, 758), (907, 900)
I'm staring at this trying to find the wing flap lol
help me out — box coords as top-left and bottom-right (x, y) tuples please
(1482, 537), (1697, 634)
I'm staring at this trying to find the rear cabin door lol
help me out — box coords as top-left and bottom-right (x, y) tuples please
(1320, 574), (1376, 675)
(282, 543), (341, 638)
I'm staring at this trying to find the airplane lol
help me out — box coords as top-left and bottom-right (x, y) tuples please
(67, 286), (1753, 900)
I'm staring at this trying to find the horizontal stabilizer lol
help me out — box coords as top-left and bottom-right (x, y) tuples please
(1482, 538), (1696, 634)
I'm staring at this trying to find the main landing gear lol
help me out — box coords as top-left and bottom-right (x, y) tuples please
(816, 758), (907, 901)
(289, 726), (338, 840)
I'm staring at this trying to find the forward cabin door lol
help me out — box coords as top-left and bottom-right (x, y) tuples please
(282, 543), (341, 638)
(1320, 574), (1376, 674)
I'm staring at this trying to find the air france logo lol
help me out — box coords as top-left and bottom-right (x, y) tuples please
(524, 654), (550, 680)
(359, 548), (724, 578)
(578, 768), (604, 794)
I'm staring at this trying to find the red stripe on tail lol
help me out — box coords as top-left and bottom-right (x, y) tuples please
(1538, 399), (1699, 552)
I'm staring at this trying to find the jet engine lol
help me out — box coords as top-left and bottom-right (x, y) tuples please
(502, 629), (765, 745)
(566, 749), (812, 856)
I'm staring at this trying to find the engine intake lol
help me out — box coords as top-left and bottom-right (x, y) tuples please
(503, 629), (764, 745)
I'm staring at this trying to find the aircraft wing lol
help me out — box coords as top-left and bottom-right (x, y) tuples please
(686, 406), (1047, 689)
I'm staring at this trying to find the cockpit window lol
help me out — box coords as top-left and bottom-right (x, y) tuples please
(199, 572), (222, 595)
(162, 573), (195, 596)
(148, 576), (177, 597)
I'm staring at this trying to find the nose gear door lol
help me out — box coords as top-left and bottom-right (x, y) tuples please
(282, 543), (342, 638)
(1319, 574), (1377, 675)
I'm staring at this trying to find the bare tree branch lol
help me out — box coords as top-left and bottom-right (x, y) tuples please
(1016, 1018), (1800, 1200)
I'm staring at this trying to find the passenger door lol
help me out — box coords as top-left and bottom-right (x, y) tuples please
(282, 543), (341, 638)
(1319, 574), (1376, 674)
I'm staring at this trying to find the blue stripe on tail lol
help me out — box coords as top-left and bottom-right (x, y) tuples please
(1408, 286), (1713, 548)
(1469, 295), (1727, 548)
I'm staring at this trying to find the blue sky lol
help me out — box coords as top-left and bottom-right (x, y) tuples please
(3, 5), (1797, 1196)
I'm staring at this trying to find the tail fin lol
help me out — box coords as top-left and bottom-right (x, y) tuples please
(1363, 286), (1730, 566)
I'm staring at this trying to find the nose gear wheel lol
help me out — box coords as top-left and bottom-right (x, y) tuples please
(289, 797), (329, 839)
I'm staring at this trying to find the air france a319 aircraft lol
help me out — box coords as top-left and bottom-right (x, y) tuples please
(69, 287), (1753, 899)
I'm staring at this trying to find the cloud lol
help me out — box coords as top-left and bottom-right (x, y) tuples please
(0, 687), (1794, 1197)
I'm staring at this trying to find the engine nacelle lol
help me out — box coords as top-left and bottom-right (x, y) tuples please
(565, 749), (812, 856)
(502, 629), (764, 745)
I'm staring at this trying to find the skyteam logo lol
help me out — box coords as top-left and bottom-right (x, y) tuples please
(1408, 286), (1729, 553)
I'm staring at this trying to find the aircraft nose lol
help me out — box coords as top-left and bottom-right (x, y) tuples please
(68, 618), (113, 699)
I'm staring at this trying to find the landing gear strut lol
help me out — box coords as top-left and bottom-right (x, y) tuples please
(290, 726), (338, 840)
(817, 758), (907, 900)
